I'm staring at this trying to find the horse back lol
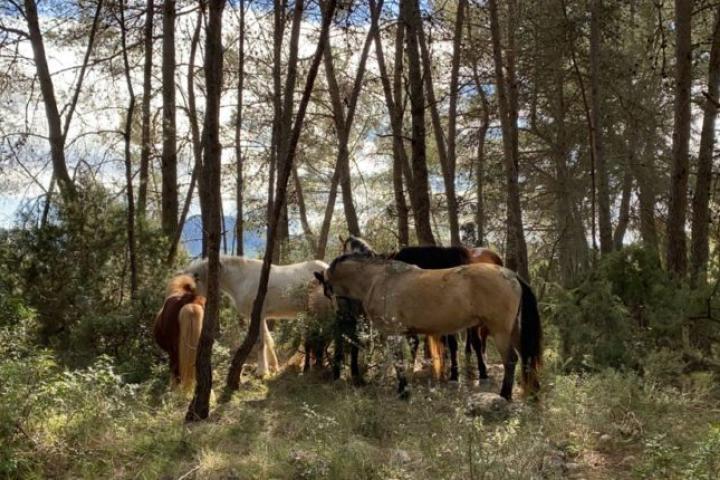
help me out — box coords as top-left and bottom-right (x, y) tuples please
(393, 246), (471, 269)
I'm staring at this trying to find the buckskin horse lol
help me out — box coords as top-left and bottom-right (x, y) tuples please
(340, 236), (503, 382)
(315, 253), (542, 400)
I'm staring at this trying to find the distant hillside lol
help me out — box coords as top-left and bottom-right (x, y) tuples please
(181, 215), (265, 258)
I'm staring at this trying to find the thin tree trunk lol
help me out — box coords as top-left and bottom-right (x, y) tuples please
(404, 0), (435, 246)
(23, 0), (79, 202)
(292, 162), (315, 242)
(162, 0), (179, 238)
(613, 153), (634, 250)
(315, 163), (341, 259)
(690, 4), (720, 284)
(488, 0), (528, 279)
(591, 0), (612, 254)
(369, 0), (410, 245)
(235, 0), (245, 256)
(138, 0), (154, 219)
(186, 7), (206, 256)
(666, 0), (693, 277)
(119, 0), (137, 297)
(226, 0), (337, 393)
(416, 0), (464, 246)
(187, 0), (225, 422)
(471, 61), (490, 247)
(632, 134), (660, 257)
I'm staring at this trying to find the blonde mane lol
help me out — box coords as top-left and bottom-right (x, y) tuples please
(165, 274), (197, 297)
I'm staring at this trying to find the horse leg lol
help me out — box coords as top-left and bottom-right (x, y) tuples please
(495, 335), (517, 401)
(408, 334), (420, 369)
(256, 318), (270, 377)
(303, 338), (312, 373)
(447, 334), (459, 382)
(469, 326), (489, 381)
(388, 335), (410, 400)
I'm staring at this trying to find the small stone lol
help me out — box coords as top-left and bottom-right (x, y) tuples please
(390, 449), (412, 464)
(466, 392), (510, 418)
(566, 462), (581, 471)
(599, 434), (612, 443)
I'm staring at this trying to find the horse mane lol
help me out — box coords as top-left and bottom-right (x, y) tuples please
(328, 251), (377, 273)
(391, 245), (472, 269)
(344, 236), (376, 255)
(165, 274), (197, 297)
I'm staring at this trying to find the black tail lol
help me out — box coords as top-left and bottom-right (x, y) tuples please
(519, 278), (542, 395)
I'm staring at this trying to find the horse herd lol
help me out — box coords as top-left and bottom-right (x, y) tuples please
(153, 236), (542, 401)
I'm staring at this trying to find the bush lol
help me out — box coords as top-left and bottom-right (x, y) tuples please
(545, 246), (714, 372)
(0, 181), (176, 379)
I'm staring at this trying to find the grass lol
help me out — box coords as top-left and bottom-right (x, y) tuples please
(3, 344), (720, 479)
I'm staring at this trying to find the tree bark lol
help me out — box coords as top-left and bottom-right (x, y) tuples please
(235, 0), (245, 256)
(591, 0), (612, 254)
(690, 4), (720, 285)
(488, 0), (528, 279)
(471, 61), (490, 247)
(187, 0), (225, 422)
(292, 162), (315, 244)
(225, 0), (337, 393)
(119, 0), (137, 296)
(23, 0), (79, 202)
(403, 0), (436, 246)
(138, 0), (154, 219)
(162, 0), (179, 238)
(666, 0), (693, 277)
(315, 163), (341, 259)
(613, 158), (633, 250)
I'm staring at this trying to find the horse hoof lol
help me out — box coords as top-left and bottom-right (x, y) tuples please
(398, 390), (411, 401)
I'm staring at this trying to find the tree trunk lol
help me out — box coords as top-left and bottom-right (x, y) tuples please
(632, 134), (660, 257)
(315, 163), (341, 259)
(369, 0), (410, 245)
(187, 0), (225, 422)
(690, 4), (720, 285)
(119, 0), (137, 296)
(162, 0), (179, 238)
(404, 0), (436, 246)
(591, 0), (612, 254)
(666, 0), (693, 277)
(613, 159), (633, 250)
(185, 7), (207, 256)
(471, 63), (490, 247)
(226, 0), (337, 393)
(416, 0), (463, 246)
(235, 0), (245, 256)
(292, 162), (315, 244)
(23, 0), (77, 202)
(138, 0), (154, 219)
(488, 0), (528, 279)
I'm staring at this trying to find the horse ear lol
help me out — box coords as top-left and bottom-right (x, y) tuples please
(314, 271), (325, 284)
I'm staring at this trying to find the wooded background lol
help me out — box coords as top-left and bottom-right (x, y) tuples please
(1, 0), (720, 439)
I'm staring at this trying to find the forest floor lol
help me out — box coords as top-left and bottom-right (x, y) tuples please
(13, 348), (719, 480)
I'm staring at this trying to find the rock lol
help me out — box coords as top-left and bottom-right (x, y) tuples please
(566, 462), (581, 472)
(466, 392), (510, 418)
(390, 449), (412, 465)
(599, 433), (612, 444)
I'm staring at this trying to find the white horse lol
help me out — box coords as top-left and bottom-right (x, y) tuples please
(183, 256), (331, 376)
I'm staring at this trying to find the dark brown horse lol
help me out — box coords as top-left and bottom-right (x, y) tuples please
(153, 275), (205, 391)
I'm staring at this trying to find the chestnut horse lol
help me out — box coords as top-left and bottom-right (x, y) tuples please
(340, 236), (503, 382)
(315, 254), (542, 400)
(153, 275), (205, 392)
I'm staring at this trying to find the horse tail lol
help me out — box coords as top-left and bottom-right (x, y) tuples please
(427, 334), (445, 380)
(178, 302), (204, 393)
(518, 278), (542, 397)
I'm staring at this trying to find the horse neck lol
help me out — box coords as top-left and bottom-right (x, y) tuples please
(337, 260), (385, 299)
